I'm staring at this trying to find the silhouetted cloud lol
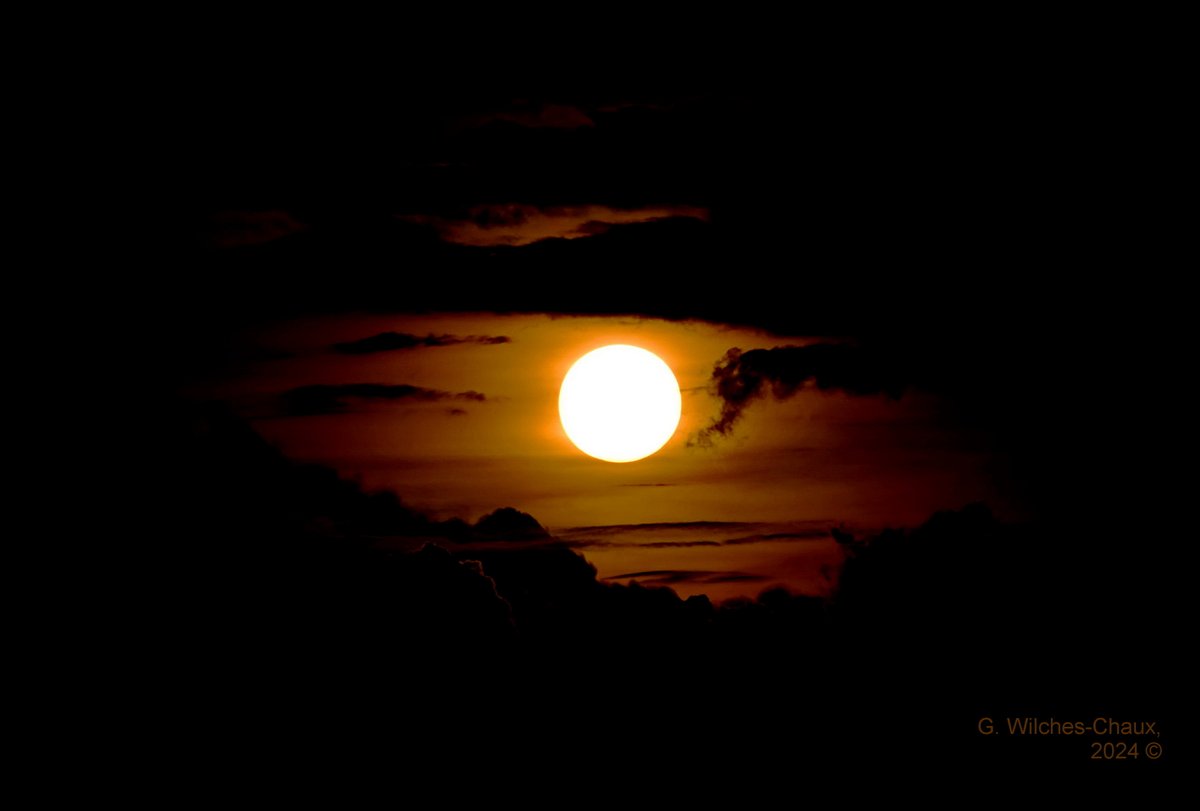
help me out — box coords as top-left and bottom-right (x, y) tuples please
(555, 521), (831, 550)
(457, 101), (595, 130)
(332, 332), (511, 355)
(571, 220), (614, 237)
(604, 570), (769, 585)
(280, 383), (486, 416)
(831, 527), (858, 546)
(554, 539), (720, 549)
(209, 209), (308, 248)
(565, 534), (829, 550)
(401, 204), (708, 247)
(147, 397), (1180, 762)
(721, 530), (830, 545)
(561, 521), (754, 535)
(694, 344), (910, 445)
(473, 507), (550, 541)
(149, 402), (512, 656)
(706, 573), (771, 583)
(826, 500), (1176, 685)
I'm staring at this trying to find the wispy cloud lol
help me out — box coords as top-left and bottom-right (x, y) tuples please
(603, 570), (770, 585)
(694, 344), (909, 446)
(556, 521), (837, 549)
(333, 332), (510, 355)
(560, 521), (755, 535)
(280, 384), (486, 416)
(400, 204), (709, 247)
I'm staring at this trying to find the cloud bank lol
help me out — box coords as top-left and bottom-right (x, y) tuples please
(280, 384), (486, 416)
(332, 332), (511, 355)
(694, 344), (910, 445)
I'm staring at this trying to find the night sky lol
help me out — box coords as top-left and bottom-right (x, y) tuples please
(131, 49), (1183, 781)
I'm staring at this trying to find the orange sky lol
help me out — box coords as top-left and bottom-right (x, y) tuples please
(188, 313), (1012, 601)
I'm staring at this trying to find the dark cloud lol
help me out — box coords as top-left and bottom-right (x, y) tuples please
(188, 212), (919, 336)
(721, 530), (830, 545)
(831, 527), (857, 546)
(470, 204), (529, 226)
(178, 71), (1160, 348)
(209, 209), (307, 248)
(141, 402), (510, 660)
(181, 210), (1111, 384)
(560, 521), (754, 536)
(571, 220), (613, 237)
(448, 516), (824, 551)
(616, 483), (676, 488)
(472, 507), (549, 542)
(574, 540), (722, 549)
(133, 399), (1179, 772)
(605, 570), (695, 582)
(555, 520), (834, 550)
(693, 344), (910, 446)
(456, 101), (595, 130)
(145, 401), (822, 657)
(400, 204), (708, 247)
(824, 500), (1179, 696)
(560, 532), (828, 551)
(332, 332), (511, 355)
(604, 570), (770, 585)
(279, 383), (486, 416)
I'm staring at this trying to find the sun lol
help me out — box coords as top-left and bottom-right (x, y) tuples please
(559, 345), (682, 463)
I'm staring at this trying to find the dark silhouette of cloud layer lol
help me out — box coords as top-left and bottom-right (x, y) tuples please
(209, 209), (308, 248)
(694, 344), (910, 445)
(722, 530), (830, 546)
(472, 507), (550, 541)
(556, 530), (830, 550)
(555, 521), (831, 549)
(604, 570), (769, 585)
(401, 204), (709, 247)
(131, 401), (1179, 773)
(332, 332), (510, 355)
(455, 100), (595, 130)
(279, 383), (486, 416)
(561, 521), (755, 535)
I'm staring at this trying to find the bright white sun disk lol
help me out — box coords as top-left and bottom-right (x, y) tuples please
(558, 345), (682, 463)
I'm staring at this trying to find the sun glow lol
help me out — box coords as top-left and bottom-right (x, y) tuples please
(558, 345), (682, 463)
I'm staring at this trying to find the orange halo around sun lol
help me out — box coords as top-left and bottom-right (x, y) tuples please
(558, 345), (682, 463)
